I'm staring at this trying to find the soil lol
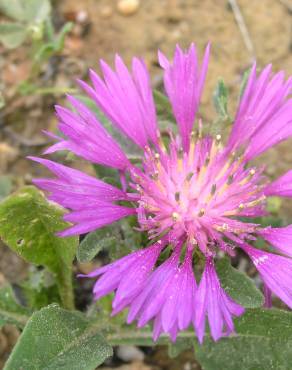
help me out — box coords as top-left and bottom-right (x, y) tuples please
(0, 0), (291, 369)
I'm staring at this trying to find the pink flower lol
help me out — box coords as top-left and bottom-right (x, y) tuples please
(30, 43), (292, 342)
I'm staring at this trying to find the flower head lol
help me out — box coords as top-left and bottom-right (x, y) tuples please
(30, 43), (292, 342)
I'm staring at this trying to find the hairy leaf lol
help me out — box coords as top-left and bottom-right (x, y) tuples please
(4, 304), (113, 370)
(216, 257), (264, 308)
(0, 0), (51, 23)
(195, 308), (292, 370)
(0, 23), (27, 48)
(0, 285), (30, 328)
(0, 186), (78, 309)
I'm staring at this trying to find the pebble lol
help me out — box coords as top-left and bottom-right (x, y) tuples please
(117, 0), (140, 16)
(116, 345), (145, 362)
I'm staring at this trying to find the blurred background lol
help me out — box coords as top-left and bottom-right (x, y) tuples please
(0, 0), (291, 368)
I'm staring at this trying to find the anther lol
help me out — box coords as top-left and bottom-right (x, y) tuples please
(191, 130), (197, 138)
(215, 134), (221, 142)
(190, 237), (198, 245)
(238, 203), (244, 210)
(211, 184), (217, 195)
(151, 171), (159, 180)
(204, 156), (210, 167)
(154, 153), (160, 160)
(186, 172), (194, 181)
(249, 169), (256, 177)
(172, 212), (179, 221)
(222, 223), (228, 231)
(198, 208), (205, 217)
(227, 175), (234, 185)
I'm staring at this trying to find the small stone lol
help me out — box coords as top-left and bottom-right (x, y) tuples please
(116, 345), (145, 362)
(117, 0), (140, 16)
(76, 10), (88, 23)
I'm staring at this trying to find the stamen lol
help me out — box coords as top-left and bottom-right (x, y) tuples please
(172, 212), (179, 221)
(198, 208), (205, 217)
(222, 223), (228, 231)
(186, 172), (194, 181)
(227, 175), (234, 185)
(191, 130), (197, 139)
(175, 192), (180, 202)
(190, 237), (198, 245)
(249, 169), (256, 177)
(216, 223), (229, 232)
(215, 134), (221, 143)
(211, 184), (217, 195)
(204, 155), (210, 167)
(151, 171), (159, 180)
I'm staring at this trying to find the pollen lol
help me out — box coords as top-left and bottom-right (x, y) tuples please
(172, 212), (180, 221)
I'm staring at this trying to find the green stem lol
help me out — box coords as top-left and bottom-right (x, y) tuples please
(33, 87), (78, 95)
(106, 330), (196, 346)
(57, 267), (75, 310)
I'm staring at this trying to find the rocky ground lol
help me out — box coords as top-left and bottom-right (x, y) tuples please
(0, 0), (291, 368)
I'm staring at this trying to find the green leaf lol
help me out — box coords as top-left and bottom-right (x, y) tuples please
(77, 217), (143, 263)
(168, 338), (193, 358)
(153, 90), (175, 123)
(195, 308), (292, 370)
(0, 91), (5, 109)
(239, 67), (252, 98)
(0, 176), (12, 200)
(77, 228), (116, 263)
(0, 186), (78, 309)
(216, 257), (264, 308)
(33, 22), (73, 64)
(22, 268), (60, 310)
(0, 22), (27, 48)
(213, 78), (229, 120)
(4, 304), (113, 370)
(266, 196), (282, 214)
(0, 285), (30, 328)
(0, 0), (51, 23)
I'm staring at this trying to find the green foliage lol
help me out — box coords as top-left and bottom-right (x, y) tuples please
(0, 186), (78, 309)
(77, 228), (116, 263)
(0, 0), (51, 49)
(153, 89), (175, 123)
(77, 217), (143, 263)
(195, 308), (292, 370)
(216, 257), (264, 308)
(21, 268), (60, 310)
(239, 67), (252, 98)
(266, 196), (282, 214)
(0, 175), (12, 200)
(0, 91), (5, 109)
(0, 285), (31, 328)
(32, 21), (73, 66)
(213, 78), (229, 120)
(4, 304), (113, 370)
(168, 338), (194, 358)
(0, 22), (27, 48)
(0, 0), (51, 24)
